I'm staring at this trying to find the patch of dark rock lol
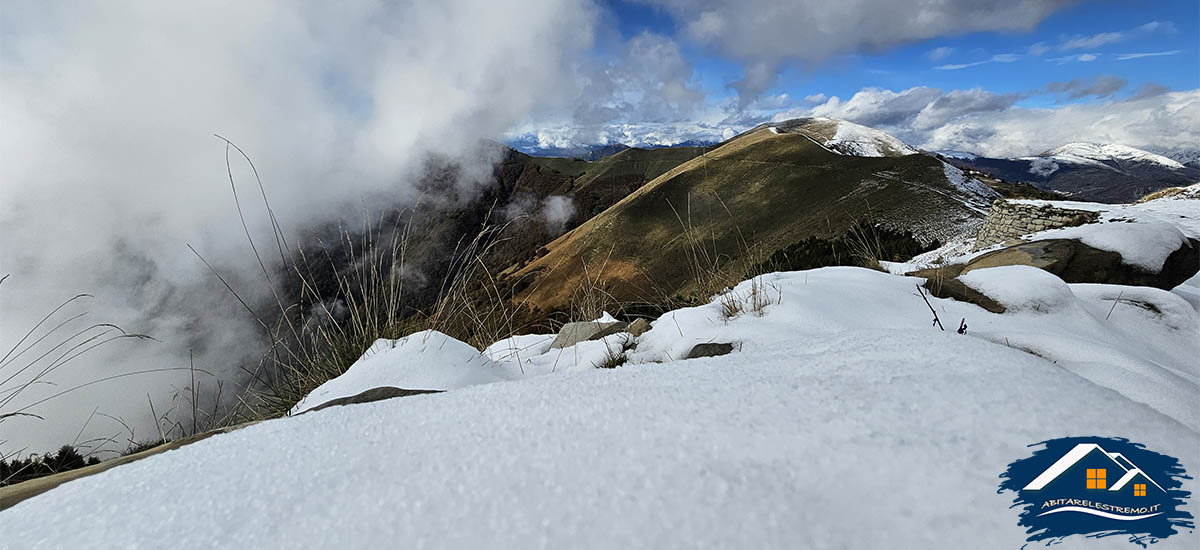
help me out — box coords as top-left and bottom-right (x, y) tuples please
(301, 387), (443, 414)
(922, 278), (1006, 314)
(686, 342), (735, 359)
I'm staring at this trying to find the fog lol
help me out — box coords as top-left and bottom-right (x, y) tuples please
(0, 0), (595, 455)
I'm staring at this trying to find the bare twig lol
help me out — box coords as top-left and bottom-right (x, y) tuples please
(916, 284), (945, 331)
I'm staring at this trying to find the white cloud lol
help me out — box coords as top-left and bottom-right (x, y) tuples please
(926, 46), (955, 61)
(541, 196), (577, 233)
(920, 90), (1200, 157)
(0, 0), (596, 454)
(640, 0), (1075, 98)
(1117, 50), (1182, 60)
(935, 53), (1021, 70)
(1059, 20), (1176, 51)
(1048, 53), (1100, 63)
(935, 61), (990, 70)
(1061, 31), (1123, 50)
(783, 86), (1198, 158)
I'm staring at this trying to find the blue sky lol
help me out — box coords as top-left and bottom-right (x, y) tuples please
(603, 0), (1197, 107)
(508, 0), (1198, 156)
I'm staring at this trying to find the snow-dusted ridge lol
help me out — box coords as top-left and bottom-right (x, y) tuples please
(768, 117), (919, 158)
(1044, 142), (1186, 170)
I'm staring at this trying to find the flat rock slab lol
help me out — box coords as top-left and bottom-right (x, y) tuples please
(910, 237), (1200, 292)
(550, 321), (628, 349)
(961, 238), (1199, 290)
(686, 343), (735, 359)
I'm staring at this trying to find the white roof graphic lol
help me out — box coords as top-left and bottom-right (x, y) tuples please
(1022, 443), (1164, 492)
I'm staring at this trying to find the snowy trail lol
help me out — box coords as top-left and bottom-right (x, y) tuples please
(2, 328), (1196, 549)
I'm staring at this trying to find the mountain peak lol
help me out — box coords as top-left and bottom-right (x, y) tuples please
(1043, 142), (1185, 169)
(767, 117), (919, 158)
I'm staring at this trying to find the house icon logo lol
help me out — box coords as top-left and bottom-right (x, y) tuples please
(999, 437), (1193, 546)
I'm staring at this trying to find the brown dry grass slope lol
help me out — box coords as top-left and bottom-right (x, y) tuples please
(504, 127), (987, 313)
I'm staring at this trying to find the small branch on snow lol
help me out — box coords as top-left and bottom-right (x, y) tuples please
(915, 284), (945, 331)
(1105, 291), (1125, 320)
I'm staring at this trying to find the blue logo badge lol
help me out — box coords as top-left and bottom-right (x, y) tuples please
(999, 437), (1193, 546)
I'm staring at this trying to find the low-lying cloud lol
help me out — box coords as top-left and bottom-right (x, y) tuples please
(0, 0), (596, 455)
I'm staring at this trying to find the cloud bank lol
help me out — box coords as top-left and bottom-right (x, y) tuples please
(641, 0), (1078, 98)
(0, 0), (595, 455)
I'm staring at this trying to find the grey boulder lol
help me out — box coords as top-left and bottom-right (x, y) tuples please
(550, 321), (629, 349)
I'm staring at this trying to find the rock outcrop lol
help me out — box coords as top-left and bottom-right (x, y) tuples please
(965, 238), (1198, 290)
(550, 320), (629, 349)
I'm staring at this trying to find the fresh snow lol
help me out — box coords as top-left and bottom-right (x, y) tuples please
(1037, 221), (1189, 272)
(773, 117), (919, 158)
(942, 162), (1000, 204)
(3, 267), (1197, 549)
(823, 118), (919, 157)
(290, 330), (508, 414)
(1002, 197), (1198, 272)
(294, 327), (634, 414)
(1047, 142), (1187, 170)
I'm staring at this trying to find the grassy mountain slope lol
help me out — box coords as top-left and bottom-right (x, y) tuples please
(561, 147), (708, 217)
(503, 126), (989, 312)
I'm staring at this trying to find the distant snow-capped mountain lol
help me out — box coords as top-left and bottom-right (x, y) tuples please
(508, 139), (718, 161)
(940, 142), (1200, 203)
(1152, 148), (1200, 168)
(1033, 142), (1185, 171)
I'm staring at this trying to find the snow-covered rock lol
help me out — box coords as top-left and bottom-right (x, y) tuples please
(290, 330), (511, 415)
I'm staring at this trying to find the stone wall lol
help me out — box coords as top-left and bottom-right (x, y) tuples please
(973, 200), (1100, 250)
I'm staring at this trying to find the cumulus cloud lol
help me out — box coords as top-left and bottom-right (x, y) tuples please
(791, 85), (1198, 158)
(640, 0), (1076, 99)
(911, 89), (1024, 129)
(0, 0), (596, 454)
(512, 31), (707, 146)
(807, 87), (943, 128)
(919, 90), (1200, 157)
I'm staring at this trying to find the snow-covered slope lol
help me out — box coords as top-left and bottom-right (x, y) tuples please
(3, 265), (1197, 549)
(943, 142), (1200, 203)
(769, 117), (919, 157)
(1044, 143), (1186, 170)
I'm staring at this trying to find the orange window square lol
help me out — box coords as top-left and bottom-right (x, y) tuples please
(1134, 484), (1146, 496)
